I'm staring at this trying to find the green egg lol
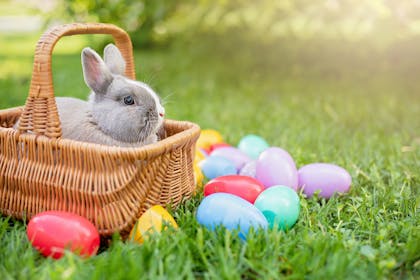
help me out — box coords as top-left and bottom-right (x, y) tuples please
(254, 185), (300, 230)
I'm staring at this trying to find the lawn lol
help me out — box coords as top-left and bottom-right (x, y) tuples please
(0, 31), (419, 279)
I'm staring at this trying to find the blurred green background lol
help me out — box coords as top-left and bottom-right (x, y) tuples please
(0, 0), (419, 140)
(2, 0), (420, 92)
(3, 0), (420, 86)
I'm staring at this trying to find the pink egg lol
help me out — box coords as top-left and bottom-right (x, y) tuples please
(298, 163), (351, 198)
(210, 147), (252, 171)
(256, 147), (298, 190)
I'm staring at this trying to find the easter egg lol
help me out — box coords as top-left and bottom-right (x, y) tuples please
(196, 193), (268, 240)
(195, 148), (207, 164)
(201, 147), (211, 154)
(196, 129), (224, 150)
(209, 142), (231, 154)
(198, 156), (237, 180)
(254, 186), (300, 230)
(194, 163), (204, 187)
(204, 175), (265, 203)
(27, 211), (100, 259)
(238, 134), (269, 159)
(210, 147), (252, 171)
(256, 147), (298, 190)
(239, 160), (257, 178)
(298, 163), (352, 198)
(130, 205), (178, 244)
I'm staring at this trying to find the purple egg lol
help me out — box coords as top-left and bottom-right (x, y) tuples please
(211, 147), (252, 172)
(256, 147), (298, 190)
(298, 163), (352, 198)
(239, 160), (257, 178)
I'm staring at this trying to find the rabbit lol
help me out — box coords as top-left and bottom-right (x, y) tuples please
(15, 44), (166, 148)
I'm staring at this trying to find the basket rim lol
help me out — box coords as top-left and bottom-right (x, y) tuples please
(0, 106), (200, 159)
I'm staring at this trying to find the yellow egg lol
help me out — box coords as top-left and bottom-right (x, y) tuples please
(196, 129), (224, 150)
(194, 148), (206, 164)
(129, 205), (178, 244)
(194, 164), (204, 187)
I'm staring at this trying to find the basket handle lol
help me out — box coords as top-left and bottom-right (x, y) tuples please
(18, 23), (136, 138)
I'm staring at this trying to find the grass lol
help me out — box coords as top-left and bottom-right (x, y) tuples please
(0, 32), (419, 279)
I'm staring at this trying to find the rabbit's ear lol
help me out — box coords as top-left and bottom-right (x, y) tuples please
(104, 44), (126, 75)
(82, 47), (113, 94)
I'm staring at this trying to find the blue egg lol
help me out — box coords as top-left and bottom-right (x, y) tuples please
(198, 156), (237, 180)
(238, 135), (269, 159)
(196, 193), (268, 240)
(210, 147), (252, 172)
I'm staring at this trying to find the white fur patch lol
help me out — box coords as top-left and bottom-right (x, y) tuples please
(128, 80), (165, 116)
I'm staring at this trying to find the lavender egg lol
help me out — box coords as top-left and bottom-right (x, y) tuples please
(298, 163), (352, 198)
(256, 147), (298, 190)
(239, 160), (257, 178)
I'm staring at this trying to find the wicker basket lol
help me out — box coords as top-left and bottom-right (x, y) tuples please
(0, 23), (200, 237)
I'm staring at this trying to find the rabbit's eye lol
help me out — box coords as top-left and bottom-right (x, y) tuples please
(123, 95), (135, 105)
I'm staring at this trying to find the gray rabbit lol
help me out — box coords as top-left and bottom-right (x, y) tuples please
(17, 44), (166, 147)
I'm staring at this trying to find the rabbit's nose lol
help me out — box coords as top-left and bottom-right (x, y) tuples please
(159, 107), (165, 117)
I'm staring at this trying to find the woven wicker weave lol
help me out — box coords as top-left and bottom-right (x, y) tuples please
(0, 23), (200, 237)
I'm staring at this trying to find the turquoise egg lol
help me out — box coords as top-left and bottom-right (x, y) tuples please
(254, 186), (300, 230)
(238, 135), (269, 159)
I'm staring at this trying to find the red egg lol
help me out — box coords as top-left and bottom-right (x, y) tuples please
(209, 143), (231, 154)
(27, 211), (100, 259)
(204, 175), (265, 203)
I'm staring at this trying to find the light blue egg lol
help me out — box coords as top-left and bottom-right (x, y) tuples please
(238, 135), (269, 160)
(196, 193), (268, 240)
(198, 156), (237, 180)
(210, 147), (252, 172)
